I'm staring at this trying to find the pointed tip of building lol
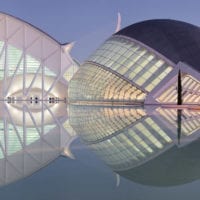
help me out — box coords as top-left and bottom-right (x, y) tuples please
(115, 12), (122, 33)
(61, 147), (76, 159)
(62, 42), (76, 53)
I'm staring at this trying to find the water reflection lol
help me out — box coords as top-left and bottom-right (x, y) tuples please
(2, 100), (200, 188)
(69, 105), (200, 186)
(0, 102), (77, 186)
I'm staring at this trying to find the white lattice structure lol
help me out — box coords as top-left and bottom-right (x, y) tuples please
(0, 13), (79, 186)
(0, 13), (78, 102)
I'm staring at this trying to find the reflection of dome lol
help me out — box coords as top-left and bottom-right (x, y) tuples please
(69, 19), (200, 105)
(69, 104), (200, 187)
(119, 139), (200, 187)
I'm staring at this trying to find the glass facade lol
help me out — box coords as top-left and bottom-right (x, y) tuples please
(1, 43), (56, 78)
(157, 74), (200, 104)
(0, 13), (78, 102)
(0, 121), (57, 158)
(0, 13), (78, 186)
(69, 63), (145, 104)
(69, 35), (173, 105)
(63, 60), (79, 82)
(69, 105), (146, 143)
(2, 12), (200, 190)
(89, 36), (173, 92)
(157, 107), (200, 136)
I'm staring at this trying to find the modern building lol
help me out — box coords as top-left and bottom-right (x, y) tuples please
(69, 19), (200, 105)
(0, 12), (78, 102)
(68, 18), (200, 185)
(2, 13), (200, 187)
(0, 13), (78, 186)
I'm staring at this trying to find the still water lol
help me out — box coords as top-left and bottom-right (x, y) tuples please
(0, 102), (200, 200)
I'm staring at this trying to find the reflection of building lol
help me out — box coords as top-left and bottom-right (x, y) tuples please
(69, 105), (200, 186)
(119, 139), (200, 187)
(0, 12), (78, 102)
(0, 102), (77, 186)
(69, 19), (200, 105)
(69, 106), (174, 171)
(156, 107), (200, 144)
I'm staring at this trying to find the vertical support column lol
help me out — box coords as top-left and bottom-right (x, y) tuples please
(22, 105), (26, 175)
(3, 116), (7, 182)
(42, 37), (44, 103)
(23, 105), (26, 147)
(0, 44), (5, 99)
(41, 37), (45, 139)
(3, 117), (7, 159)
(23, 24), (26, 97)
(177, 69), (182, 105)
(3, 42), (7, 99)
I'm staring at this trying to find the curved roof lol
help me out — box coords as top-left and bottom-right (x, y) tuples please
(115, 19), (200, 70)
(0, 11), (67, 45)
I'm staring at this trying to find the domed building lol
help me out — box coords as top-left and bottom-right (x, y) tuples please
(68, 19), (200, 186)
(69, 19), (200, 105)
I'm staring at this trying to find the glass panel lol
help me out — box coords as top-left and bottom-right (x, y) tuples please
(87, 35), (173, 92)
(7, 45), (23, 76)
(135, 123), (163, 149)
(157, 74), (200, 104)
(69, 105), (146, 143)
(0, 41), (5, 80)
(156, 107), (200, 136)
(69, 63), (146, 103)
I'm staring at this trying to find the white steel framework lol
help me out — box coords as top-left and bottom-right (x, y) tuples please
(0, 13), (78, 102)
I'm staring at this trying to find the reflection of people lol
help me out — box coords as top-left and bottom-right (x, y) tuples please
(7, 97), (11, 103)
(64, 97), (67, 103)
(35, 97), (38, 103)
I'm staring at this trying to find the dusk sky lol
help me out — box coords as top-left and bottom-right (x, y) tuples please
(1, 0), (200, 62)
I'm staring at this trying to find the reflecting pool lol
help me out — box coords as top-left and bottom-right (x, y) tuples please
(1, 102), (200, 200)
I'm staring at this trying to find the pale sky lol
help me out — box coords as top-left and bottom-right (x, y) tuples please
(1, 0), (200, 62)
